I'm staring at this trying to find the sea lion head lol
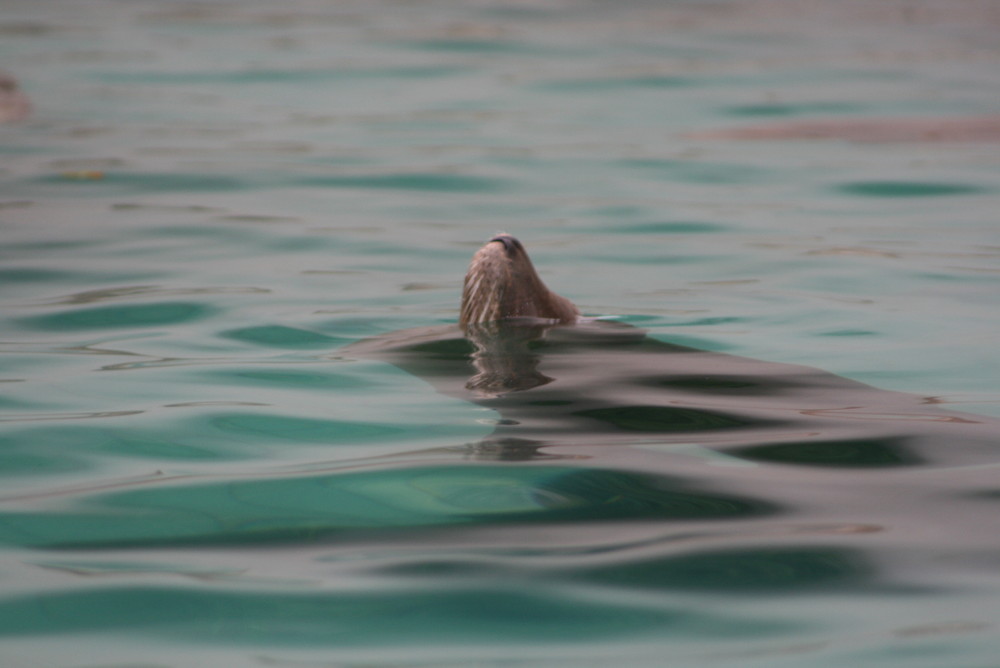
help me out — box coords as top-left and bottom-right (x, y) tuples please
(459, 234), (580, 329)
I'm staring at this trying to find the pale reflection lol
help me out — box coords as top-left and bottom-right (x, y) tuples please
(463, 320), (554, 397)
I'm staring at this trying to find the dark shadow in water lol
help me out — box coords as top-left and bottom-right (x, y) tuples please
(347, 318), (999, 468)
(574, 545), (872, 593)
(734, 436), (920, 468)
(573, 405), (751, 433)
(366, 545), (915, 596)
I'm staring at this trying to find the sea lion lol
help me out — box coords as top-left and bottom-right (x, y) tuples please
(459, 234), (579, 328)
(346, 235), (998, 467)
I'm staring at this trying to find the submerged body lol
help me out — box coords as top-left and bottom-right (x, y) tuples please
(347, 235), (998, 468)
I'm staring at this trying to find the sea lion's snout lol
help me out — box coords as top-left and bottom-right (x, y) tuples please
(488, 234), (524, 257)
(459, 235), (579, 329)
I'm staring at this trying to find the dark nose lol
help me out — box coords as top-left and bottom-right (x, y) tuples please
(488, 234), (524, 256)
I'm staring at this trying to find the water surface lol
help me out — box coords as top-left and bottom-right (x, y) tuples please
(1, 1), (999, 666)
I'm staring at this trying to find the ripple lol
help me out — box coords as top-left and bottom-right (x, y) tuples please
(732, 436), (922, 468)
(723, 102), (863, 117)
(47, 285), (265, 306)
(538, 75), (698, 92)
(691, 116), (1000, 143)
(614, 220), (729, 234)
(111, 202), (224, 213)
(575, 546), (874, 593)
(0, 410), (144, 424)
(641, 374), (810, 396)
(837, 181), (987, 197)
(0, 434), (89, 475)
(409, 39), (531, 54)
(207, 412), (409, 443)
(0, 239), (99, 258)
(94, 65), (466, 85)
(0, 267), (79, 284)
(200, 368), (368, 390)
(220, 325), (348, 349)
(0, 423), (237, 478)
(0, 585), (791, 645)
(573, 405), (752, 432)
(32, 558), (242, 580)
(0, 465), (776, 548)
(30, 172), (247, 195)
(20, 302), (217, 330)
(618, 159), (770, 185)
(295, 172), (510, 193)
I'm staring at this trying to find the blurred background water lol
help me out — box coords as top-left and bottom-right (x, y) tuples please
(1, 1), (999, 666)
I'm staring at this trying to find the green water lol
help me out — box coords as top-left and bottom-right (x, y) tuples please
(2, 1), (1000, 666)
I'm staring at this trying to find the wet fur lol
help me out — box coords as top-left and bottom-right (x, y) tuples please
(459, 235), (579, 329)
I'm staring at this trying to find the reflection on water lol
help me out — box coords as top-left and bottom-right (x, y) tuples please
(356, 318), (998, 465)
(465, 321), (557, 395)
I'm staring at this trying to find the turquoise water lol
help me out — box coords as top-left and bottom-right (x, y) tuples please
(2, 1), (1000, 666)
